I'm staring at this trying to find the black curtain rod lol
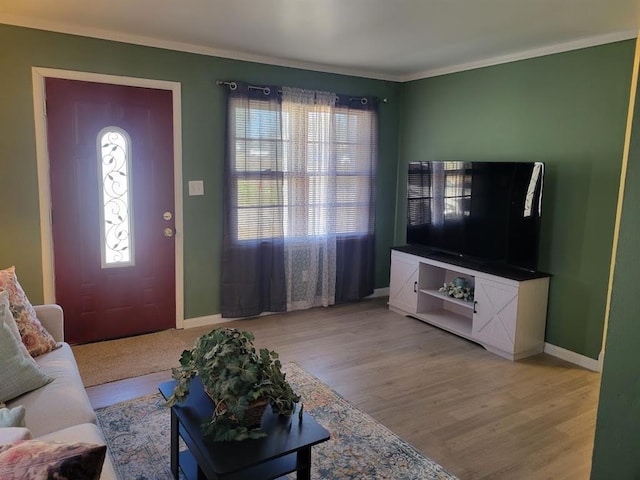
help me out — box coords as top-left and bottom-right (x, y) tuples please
(216, 80), (277, 95)
(216, 80), (387, 104)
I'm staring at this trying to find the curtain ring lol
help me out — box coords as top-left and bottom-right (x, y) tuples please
(360, 98), (368, 105)
(229, 82), (238, 91)
(263, 87), (271, 96)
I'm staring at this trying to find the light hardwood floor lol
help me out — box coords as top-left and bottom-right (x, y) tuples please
(86, 297), (600, 480)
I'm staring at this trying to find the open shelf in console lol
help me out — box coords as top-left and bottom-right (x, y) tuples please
(415, 308), (473, 338)
(419, 289), (475, 310)
(415, 261), (476, 338)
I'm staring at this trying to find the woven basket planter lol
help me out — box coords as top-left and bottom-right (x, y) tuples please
(206, 387), (269, 428)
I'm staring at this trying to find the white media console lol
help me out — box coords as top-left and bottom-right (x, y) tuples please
(388, 247), (550, 360)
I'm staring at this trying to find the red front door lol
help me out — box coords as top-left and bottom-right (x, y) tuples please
(45, 78), (175, 344)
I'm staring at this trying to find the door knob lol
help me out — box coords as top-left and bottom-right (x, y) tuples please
(163, 211), (173, 221)
(163, 227), (174, 237)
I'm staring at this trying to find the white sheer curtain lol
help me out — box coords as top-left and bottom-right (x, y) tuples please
(281, 87), (337, 310)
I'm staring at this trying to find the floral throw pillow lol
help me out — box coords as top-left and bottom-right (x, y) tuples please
(0, 267), (59, 357)
(0, 440), (106, 480)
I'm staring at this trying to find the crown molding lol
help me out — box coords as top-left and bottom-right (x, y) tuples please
(0, 14), (401, 82)
(401, 29), (638, 82)
(1, 15), (637, 84)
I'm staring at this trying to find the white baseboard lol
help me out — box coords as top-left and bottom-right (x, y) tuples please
(543, 343), (600, 372)
(182, 289), (389, 329)
(182, 314), (232, 329)
(367, 287), (390, 298)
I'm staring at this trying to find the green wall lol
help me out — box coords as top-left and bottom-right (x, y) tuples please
(1, 22), (636, 362)
(591, 48), (640, 478)
(397, 41), (635, 359)
(0, 24), (400, 319)
(5, 21), (640, 473)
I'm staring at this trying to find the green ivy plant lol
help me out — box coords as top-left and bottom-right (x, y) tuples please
(165, 328), (300, 441)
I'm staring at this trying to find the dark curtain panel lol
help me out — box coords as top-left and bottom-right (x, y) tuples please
(334, 95), (378, 303)
(335, 234), (376, 302)
(221, 241), (286, 317)
(221, 83), (287, 317)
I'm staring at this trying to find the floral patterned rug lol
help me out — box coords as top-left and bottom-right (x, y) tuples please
(96, 363), (458, 480)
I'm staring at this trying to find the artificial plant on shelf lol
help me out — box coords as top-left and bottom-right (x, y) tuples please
(165, 328), (300, 441)
(439, 276), (474, 301)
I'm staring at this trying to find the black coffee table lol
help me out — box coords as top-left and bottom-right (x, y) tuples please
(158, 378), (330, 480)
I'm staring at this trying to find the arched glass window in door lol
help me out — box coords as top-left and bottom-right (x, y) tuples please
(97, 127), (135, 268)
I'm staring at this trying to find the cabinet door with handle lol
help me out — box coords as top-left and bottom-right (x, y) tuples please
(472, 277), (518, 353)
(389, 252), (419, 314)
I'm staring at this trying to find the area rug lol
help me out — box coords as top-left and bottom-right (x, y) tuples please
(96, 363), (457, 480)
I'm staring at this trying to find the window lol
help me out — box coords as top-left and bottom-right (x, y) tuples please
(97, 127), (135, 267)
(333, 107), (376, 234)
(230, 97), (376, 241)
(233, 100), (285, 241)
(222, 84), (378, 315)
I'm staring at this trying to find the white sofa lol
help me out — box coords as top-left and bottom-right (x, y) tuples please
(1, 304), (117, 480)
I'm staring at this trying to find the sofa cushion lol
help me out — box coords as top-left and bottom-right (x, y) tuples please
(0, 267), (59, 357)
(0, 406), (25, 428)
(0, 440), (106, 480)
(0, 299), (53, 403)
(6, 343), (97, 437)
(38, 423), (118, 480)
(0, 428), (31, 443)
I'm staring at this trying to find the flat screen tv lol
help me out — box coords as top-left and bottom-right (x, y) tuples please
(406, 161), (545, 271)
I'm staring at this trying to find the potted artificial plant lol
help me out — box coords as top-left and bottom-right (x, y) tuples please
(165, 328), (300, 441)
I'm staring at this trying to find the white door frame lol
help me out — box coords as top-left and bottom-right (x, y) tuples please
(31, 67), (185, 329)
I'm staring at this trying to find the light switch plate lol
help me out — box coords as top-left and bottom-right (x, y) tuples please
(188, 180), (204, 196)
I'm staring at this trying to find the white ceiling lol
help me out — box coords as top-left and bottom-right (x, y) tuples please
(1, 0), (638, 81)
